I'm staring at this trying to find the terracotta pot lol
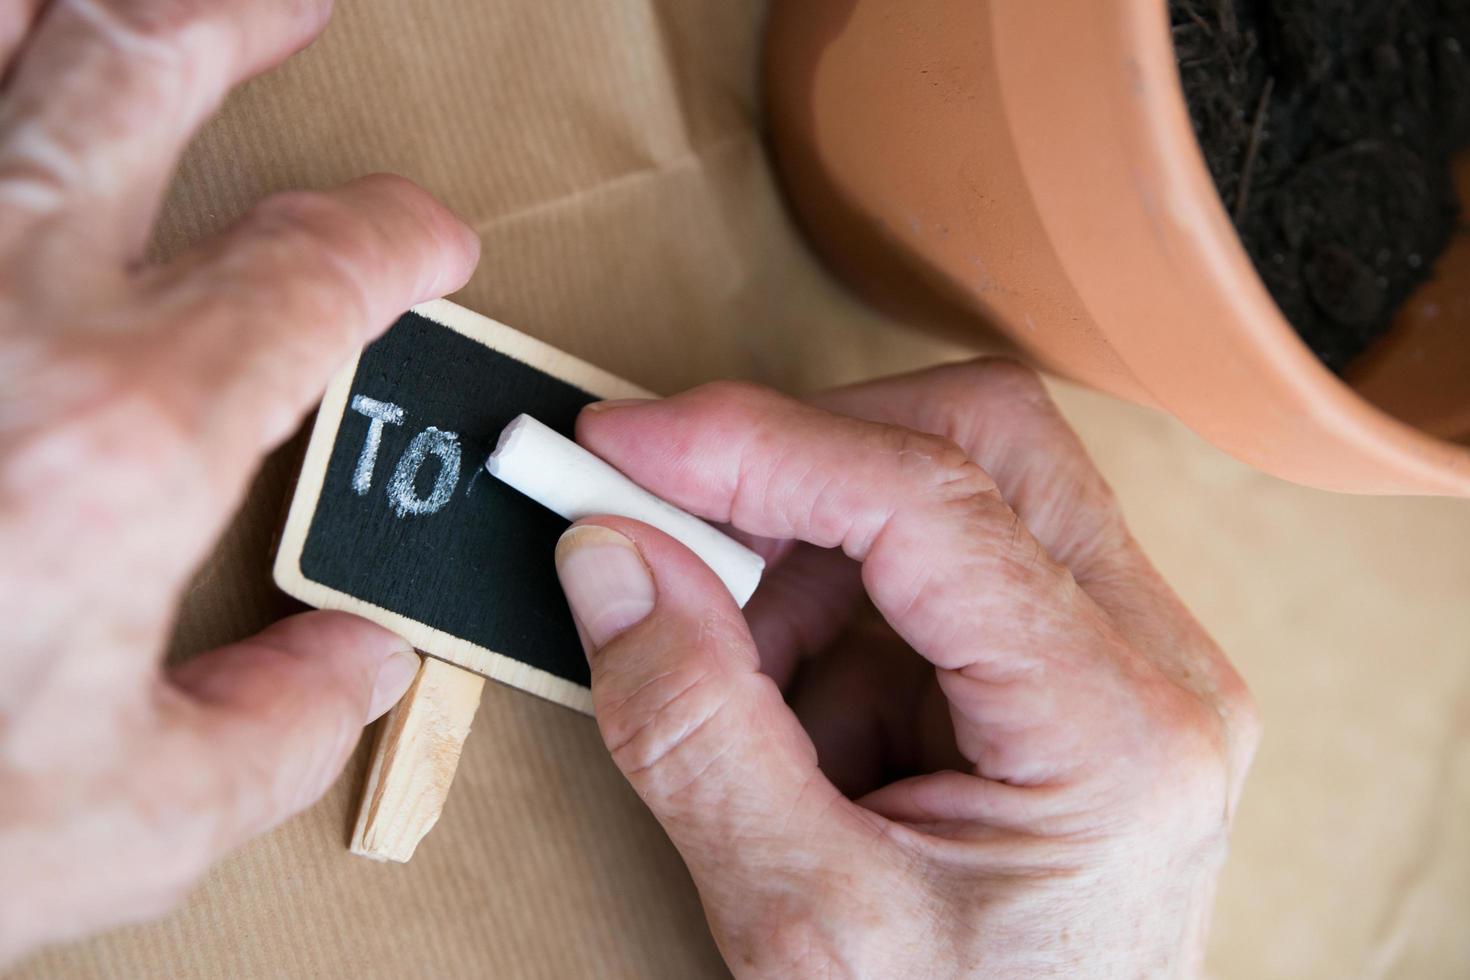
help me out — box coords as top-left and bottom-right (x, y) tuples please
(764, 0), (1470, 495)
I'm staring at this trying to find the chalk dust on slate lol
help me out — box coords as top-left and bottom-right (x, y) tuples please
(1172, 0), (1470, 373)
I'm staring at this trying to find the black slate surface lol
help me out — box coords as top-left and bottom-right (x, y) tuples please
(300, 311), (596, 688)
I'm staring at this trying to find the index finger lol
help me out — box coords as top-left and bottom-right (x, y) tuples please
(810, 358), (1130, 579)
(807, 359), (1249, 732)
(146, 174), (481, 499)
(576, 383), (1147, 786)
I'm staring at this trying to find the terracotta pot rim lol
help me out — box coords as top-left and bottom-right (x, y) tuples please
(994, 1), (1470, 495)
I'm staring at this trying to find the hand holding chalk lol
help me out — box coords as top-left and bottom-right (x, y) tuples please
(541, 376), (1259, 979)
(486, 414), (765, 607)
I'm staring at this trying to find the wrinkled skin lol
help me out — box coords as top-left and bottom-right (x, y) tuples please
(0, 0), (479, 964)
(0, 0), (1259, 975)
(555, 372), (1260, 979)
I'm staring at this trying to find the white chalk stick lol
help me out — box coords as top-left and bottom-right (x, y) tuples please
(486, 414), (765, 607)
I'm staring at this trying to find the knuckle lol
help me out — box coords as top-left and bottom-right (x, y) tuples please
(602, 665), (723, 772)
(889, 426), (996, 500)
(686, 379), (783, 427)
(960, 358), (1128, 533)
(249, 189), (354, 250)
(598, 661), (736, 800)
(236, 190), (373, 318)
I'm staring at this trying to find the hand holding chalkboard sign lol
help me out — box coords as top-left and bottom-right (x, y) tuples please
(0, 0), (482, 959)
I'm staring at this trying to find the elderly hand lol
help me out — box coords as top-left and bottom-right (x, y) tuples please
(0, 0), (477, 964)
(556, 366), (1260, 978)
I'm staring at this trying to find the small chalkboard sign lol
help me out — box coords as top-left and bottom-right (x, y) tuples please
(274, 300), (650, 714)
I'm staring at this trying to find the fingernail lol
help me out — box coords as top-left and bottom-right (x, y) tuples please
(555, 525), (656, 652)
(584, 398), (654, 413)
(368, 649), (422, 721)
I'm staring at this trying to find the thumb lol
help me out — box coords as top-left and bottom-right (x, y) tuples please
(554, 519), (868, 880)
(168, 611), (421, 846)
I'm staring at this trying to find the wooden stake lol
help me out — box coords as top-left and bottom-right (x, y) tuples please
(351, 656), (486, 863)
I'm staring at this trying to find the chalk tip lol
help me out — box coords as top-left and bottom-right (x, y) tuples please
(486, 414), (534, 477)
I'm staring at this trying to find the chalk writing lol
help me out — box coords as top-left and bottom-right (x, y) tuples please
(387, 426), (462, 518)
(298, 310), (602, 692)
(349, 395), (405, 496)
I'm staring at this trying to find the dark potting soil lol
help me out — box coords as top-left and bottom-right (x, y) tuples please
(1172, 0), (1470, 373)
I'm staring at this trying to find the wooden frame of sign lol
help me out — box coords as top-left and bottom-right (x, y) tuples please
(274, 298), (649, 714)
